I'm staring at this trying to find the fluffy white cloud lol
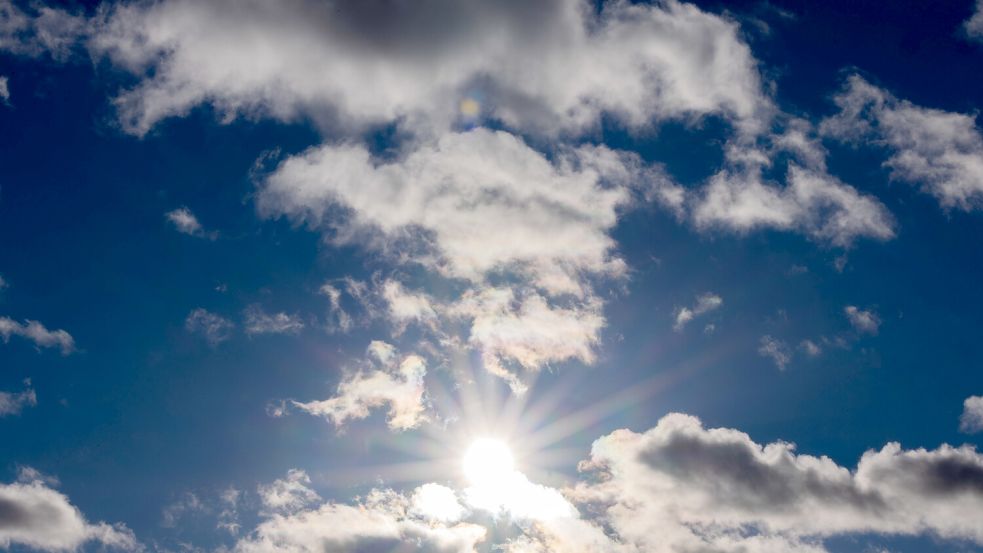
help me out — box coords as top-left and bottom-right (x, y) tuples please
(822, 75), (983, 211)
(673, 292), (722, 331)
(165, 207), (217, 239)
(88, 0), (770, 137)
(184, 308), (234, 345)
(410, 484), (467, 524)
(0, 380), (36, 417)
(693, 162), (895, 247)
(381, 279), (438, 334)
(561, 413), (983, 553)
(292, 341), (428, 430)
(242, 305), (304, 336)
(236, 481), (485, 553)
(0, 316), (75, 354)
(758, 334), (791, 370)
(0, 468), (137, 552)
(961, 395), (983, 434)
(844, 305), (880, 335)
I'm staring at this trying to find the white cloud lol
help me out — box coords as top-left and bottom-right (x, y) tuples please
(292, 341), (428, 430)
(242, 305), (304, 336)
(800, 339), (822, 357)
(257, 469), (321, 516)
(89, 0), (770, 137)
(0, 317), (76, 354)
(560, 412), (983, 552)
(961, 395), (983, 434)
(235, 482), (485, 553)
(410, 484), (466, 524)
(0, 380), (36, 417)
(184, 308), (234, 345)
(758, 334), (791, 369)
(0, 75), (8, 104)
(381, 279), (438, 334)
(673, 292), (722, 331)
(844, 305), (881, 335)
(165, 207), (216, 239)
(0, 468), (137, 552)
(822, 75), (983, 211)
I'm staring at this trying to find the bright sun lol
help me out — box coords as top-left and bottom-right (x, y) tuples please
(462, 438), (514, 486)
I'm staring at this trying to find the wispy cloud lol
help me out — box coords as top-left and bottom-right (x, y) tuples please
(0, 316), (76, 354)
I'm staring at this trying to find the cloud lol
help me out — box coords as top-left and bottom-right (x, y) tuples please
(964, 0), (983, 40)
(88, 0), (770, 137)
(0, 380), (36, 417)
(242, 305), (304, 336)
(0, 75), (8, 104)
(799, 339), (822, 357)
(257, 469), (321, 516)
(184, 308), (234, 345)
(236, 476), (485, 553)
(292, 341), (428, 430)
(0, 0), (84, 60)
(560, 413), (983, 552)
(961, 395), (983, 434)
(410, 484), (466, 524)
(0, 468), (137, 552)
(822, 74), (983, 211)
(165, 207), (217, 239)
(0, 317), (76, 354)
(844, 305), (881, 335)
(0, 274), (7, 289)
(673, 292), (723, 331)
(381, 279), (438, 334)
(758, 334), (791, 369)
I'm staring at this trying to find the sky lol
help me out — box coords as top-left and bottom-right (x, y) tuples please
(2, 0), (983, 552)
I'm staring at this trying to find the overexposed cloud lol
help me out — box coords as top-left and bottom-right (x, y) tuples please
(0, 316), (76, 354)
(844, 305), (881, 335)
(673, 292), (722, 331)
(89, 0), (771, 137)
(292, 341), (428, 430)
(822, 75), (983, 211)
(0, 468), (137, 552)
(961, 395), (983, 434)
(242, 305), (304, 336)
(184, 308), (234, 345)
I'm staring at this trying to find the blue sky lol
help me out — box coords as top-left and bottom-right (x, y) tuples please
(2, 1), (983, 552)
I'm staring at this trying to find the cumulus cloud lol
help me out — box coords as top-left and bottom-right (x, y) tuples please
(961, 395), (983, 434)
(292, 341), (428, 430)
(0, 468), (137, 552)
(758, 334), (791, 369)
(242, 305), (304, 336)
(381, 279), (438, 334)
(236, 475), (485, 553)
(165, 207), (217, 239)
(0, 380), (36, 417)
(257, 469), (321, 516)
(822, 74), (983, 211)
(88, 0), (770, 137)
(560, 412), (983, 552)
(0, 316), (76, 354)
(673, 292), (723, 331)
(184, 308), (234, 345)
(844, 305), (881, 335)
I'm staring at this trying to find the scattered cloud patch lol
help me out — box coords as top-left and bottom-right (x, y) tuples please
(0, 317), (75, 354)
(243, 305), (304, 336)
(961, 395), (983, 434)
(673, 292), (722, 331)
(845, 305), (881, 335)
(184, 308), (234, 346)
(258, 469), (321, 516)
(165, 207), (217, 240)
(758, 334), (791, 369)
(964, 0), (983, 40)
(823, 75), (983, 211)
(292, 341), (428, 430)
(0, 380), (36, 417)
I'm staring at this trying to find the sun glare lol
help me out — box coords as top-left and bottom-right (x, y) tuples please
(463, 438), (514, 486)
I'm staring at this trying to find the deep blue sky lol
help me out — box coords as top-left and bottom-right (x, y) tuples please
(2, 1), (983, 552)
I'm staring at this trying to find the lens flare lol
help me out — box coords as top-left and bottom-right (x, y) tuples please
(463, 438), (513, 486)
